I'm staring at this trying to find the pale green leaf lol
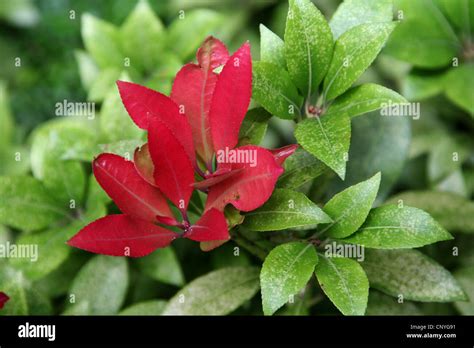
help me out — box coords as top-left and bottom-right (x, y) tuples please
(386, 191), (474, 233)
(361, 249), (467, 302)
(295, 114), (351, 179)
(120, 0), (165, 72)
(252, 61), (302, 120)
(259, 24), (286, 68)
(65, 255), (128, 315)
(81, 13), (123, 69)
(261, 242), (317, 315)
(330, 0), (393, 39)
(325, 83), (407, 118)
(244, 189), (332, 231)
(74, 50), (99, 91)
(285, 0), (333, 96)
(136, 247), (184, 287)
(343, 205), (453, 248)
(163, 267), (260, 315)
(87, 68), (121, 102)
(315, 255), (369, 315)
(0, 176), (67, 231)
(445, 63), (474, 115)
(323, 172), (381, 238)
(119, 300), (167, 315)
(402, 70), (446, 101)
(323, 22), (396, 101)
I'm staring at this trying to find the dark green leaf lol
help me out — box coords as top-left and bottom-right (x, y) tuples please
(360, 249), (466, 302)
(366, 290), (422, 315)
(238, 107), (272, 146)
(277, 148), (326, 189)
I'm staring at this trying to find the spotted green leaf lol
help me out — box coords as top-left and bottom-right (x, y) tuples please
(323, 172), (381, 238)
(361, 249), (467, 302)
(285, 0), (333, 97)
(323, 22), (396, 101)
(163, 267), (260, 315)
(252, 61), (302, 120)
(244, 189), (332, 231)
(315, 255), (369, 315)
(343, 205), (453, 248)
(259, 24), (285, 68)
(295, 114), (351, 179)
(277, 148), (326, 189)
(325, 83), (407, 118)
(261, 242), (317, 315)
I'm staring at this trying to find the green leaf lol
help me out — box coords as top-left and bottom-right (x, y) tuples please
(343, 205), (453, 248)
(386, 191), (474, 233)
(81, 13), (123, 69)
(453, 266), (474, 315)
(252, 61), (302, 120)
(325, 83), (407, 118)
(259, 24), (286, 68)
(167, 9), (225, 60)
(261, 242), (317, 315)
(436, 0), (474, 32)
(100, 83), (144, 142)
(366, 290), (422, 315)
(244, 189), (332, 231)
(238, 107), (272, 146)
(87, 68), (121, 102)
(10, 222), (82, 281)
(119, 300), (167, 315)
(0, 81), (14, 149)
(284, 0), (333, 96)
(0, 267), (27, 315)
(402, 70), (446, 101)
(163, 267), (260, 315)
(323, 22), (396, 101)
(42, 160), (86, 208)
(327, 111), (410, 204)
(445, 64), (474, 115)
(360, 249), (467, 302)
(30, 119), (98, 178)
(0, 176), (67, 231)
(136, 247), (184, 287)
(315, 255), (369, 315)
(74, 50), (99, 91)
(120, 0), (164, 72)
(427, 136), (470, 183)
(295, 114), (351, 179)
(323, 172), (381, 238)
(277, 148), (326, 189)
(330, 0), (393, 39)
(385, 0), (459, 68)
(65, 255), (128, 315)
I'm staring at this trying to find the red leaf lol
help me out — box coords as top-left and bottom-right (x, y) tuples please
(93, 153), (175, 223)
(186, 208), (229, 242)
(205, 145), (284, 212)
(171, 37), (229, 165)
(134, 143), (155, 186)
(193, 168), (243, 190)
(210, 42), (252, 153)
(270, 144), (299, 166)
(0, 292), (9, 310)
(68, 215), (178, 257)
(148, 117), (195, 211)
(117, 81), (195, 164)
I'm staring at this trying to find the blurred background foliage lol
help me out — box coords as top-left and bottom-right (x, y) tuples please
(0, 0), (473, 316)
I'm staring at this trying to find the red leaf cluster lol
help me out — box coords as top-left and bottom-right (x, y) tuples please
(68, 37), (297, 257)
